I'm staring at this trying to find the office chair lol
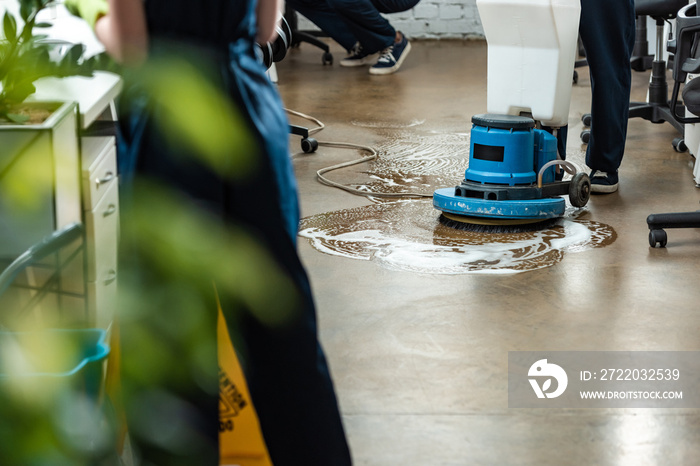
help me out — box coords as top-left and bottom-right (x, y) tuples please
(580, 0), (688, 148)
(284, 5), (333, 65)
(628, 0), (689, 150)
(647, 2), (700, 248)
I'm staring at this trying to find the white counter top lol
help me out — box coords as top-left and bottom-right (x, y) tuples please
(32, 72), (122, 130)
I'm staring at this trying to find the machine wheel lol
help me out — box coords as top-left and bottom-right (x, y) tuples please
(649, 229), (668, 248)
(580, 130), (590, 144)
(672, 137), (687, 153)
(569, 172), (591, 207)
(301, 137), (318, 153)
(322, 52), (333, 65)
(581, 113), (591, 127)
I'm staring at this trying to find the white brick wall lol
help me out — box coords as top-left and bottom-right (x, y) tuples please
(294, 0), (484, 40)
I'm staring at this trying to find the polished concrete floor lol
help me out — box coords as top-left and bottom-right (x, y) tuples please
(276, 40), (700, 466)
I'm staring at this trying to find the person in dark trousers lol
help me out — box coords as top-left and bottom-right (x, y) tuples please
(558, 0), (635, 193)
(288, 0), (420, 74)
(70, 0), (354, 464)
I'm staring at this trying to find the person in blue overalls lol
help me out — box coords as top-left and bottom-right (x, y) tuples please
(70, 0), (354, 464)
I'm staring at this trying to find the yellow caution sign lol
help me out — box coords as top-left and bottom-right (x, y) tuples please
(218, 307), (272, 466)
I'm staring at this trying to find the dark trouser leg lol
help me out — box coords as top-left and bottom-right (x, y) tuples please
(222, 140), (352, 466)
(119, 122), (223, 466)
(286, 0), (358, 51)
(327, 0), (419, 52)
(579, 0), (635, 173)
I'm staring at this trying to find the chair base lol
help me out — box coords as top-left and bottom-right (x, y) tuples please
(647, 211), (700, 247)
(629, 101), (685, 135)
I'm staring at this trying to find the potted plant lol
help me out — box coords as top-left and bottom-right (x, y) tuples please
(0, 0), (97, 258)
(1, 0), (95, 122)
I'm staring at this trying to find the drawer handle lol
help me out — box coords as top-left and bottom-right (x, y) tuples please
(95, 171), (115, 188)
(103, 269), (117, 285)
(103, 204), (117, 217)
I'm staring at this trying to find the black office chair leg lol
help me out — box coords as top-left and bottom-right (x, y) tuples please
(285, 6), (334, 65)
(291, 31), (333, 65)
(647, 211), (700, 247)
(290, 125), (318, 153)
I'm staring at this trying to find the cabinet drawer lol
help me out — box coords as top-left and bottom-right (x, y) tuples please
(85, 178), (119, 282)
(82, 136), (117, 209)
(81, 136), (115, 173)
(87, 270), (117, 330)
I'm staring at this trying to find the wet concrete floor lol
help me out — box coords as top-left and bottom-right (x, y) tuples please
(276, 40), (700, 465)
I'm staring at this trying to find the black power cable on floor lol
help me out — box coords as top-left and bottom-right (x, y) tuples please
(286, 108), (433, 199)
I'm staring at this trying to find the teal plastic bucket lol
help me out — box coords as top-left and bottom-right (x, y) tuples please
(0, 328), (110, 399)
(0, 328), (113, 463)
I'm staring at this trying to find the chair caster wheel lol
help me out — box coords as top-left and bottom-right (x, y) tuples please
(649, 229), (667, 248)
(573, 70), (578, 84)
(672, 138), (687, 153)
(581, 113), (591, 127)
(569, 172), (591, 207)
(580, 130), (590, 144)
(301, 137), (318, 153)
(322, 52), (333, 65)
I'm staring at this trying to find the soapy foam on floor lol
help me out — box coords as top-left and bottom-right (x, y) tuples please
(299, 201), (616, 275)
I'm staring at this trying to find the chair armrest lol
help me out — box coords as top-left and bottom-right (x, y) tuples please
(672, 3), (700, 82)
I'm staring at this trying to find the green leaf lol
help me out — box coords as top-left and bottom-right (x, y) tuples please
(3, 12), (17, 44)
(0, 0), (96, 112)
(6, 113), (30, 123)
(19, 2), (32, 22)
(65, 43), (84, 64)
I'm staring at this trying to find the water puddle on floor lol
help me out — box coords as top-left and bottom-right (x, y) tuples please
(299, 200), (616, 274)
(299, 124), (616, 274)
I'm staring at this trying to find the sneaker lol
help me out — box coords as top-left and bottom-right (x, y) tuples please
(340, 42), (373, 67)
(369, 33), (411, 75)
(590, 170), (619, 193)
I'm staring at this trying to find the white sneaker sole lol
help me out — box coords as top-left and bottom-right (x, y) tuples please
(590, 182), (619, 194)
(369, 41), (412, 75)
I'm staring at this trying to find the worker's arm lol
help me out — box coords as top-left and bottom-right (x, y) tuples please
(94, 0), (148, 65)
(256, 0), (282, 44)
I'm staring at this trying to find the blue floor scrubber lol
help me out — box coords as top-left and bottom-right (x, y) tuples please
(433, 114), (591, 228)
(435, 0), (589, 229)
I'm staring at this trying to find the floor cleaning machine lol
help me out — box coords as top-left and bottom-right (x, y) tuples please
(433, 0), (591, 229)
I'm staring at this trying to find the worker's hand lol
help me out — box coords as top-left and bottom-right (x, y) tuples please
(64, 0), (109, 30)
